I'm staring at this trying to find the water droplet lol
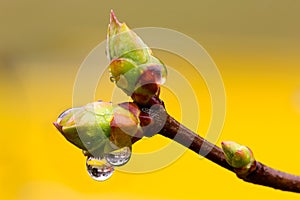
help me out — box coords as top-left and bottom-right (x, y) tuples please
(56, 107), (80, 125)
(82, 150), (90, 156)
(105, 146), (131, 166)
(86, 156), (114, 181)
(110, 76), (116, 83)
(57, 108), (71, 120)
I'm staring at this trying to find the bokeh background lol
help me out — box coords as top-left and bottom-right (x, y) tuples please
(1, 0), (300, 199)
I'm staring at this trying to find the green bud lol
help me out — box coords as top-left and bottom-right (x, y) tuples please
(110, 102), (143, 148)
(53, 101), (144, 157)
(54, 107), (86, 150)
(107, 10), (167, 105)
(54, 102), (114, 156)
(221, 141), (255, 173)
(107, 10), (150, 63)
(109, 58), (142, 95)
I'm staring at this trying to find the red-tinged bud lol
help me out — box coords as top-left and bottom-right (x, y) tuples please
(53, 101), (148, 157)
(221, 141), (255, 175)
(107, 11), (167, 105)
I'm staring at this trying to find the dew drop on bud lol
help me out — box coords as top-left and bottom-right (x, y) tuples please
(105, 146), (131, 166)
(56, 107), (80, 125)
(82, 150), (89, 156)
(86, 156), (114, 181)
(57, 108), (73, 124)
(110, 76), (116, 83)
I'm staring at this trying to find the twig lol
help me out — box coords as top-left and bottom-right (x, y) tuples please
(159, 112), (300, 193)
(134, 96), (300, 193)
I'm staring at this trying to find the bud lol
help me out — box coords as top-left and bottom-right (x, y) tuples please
(53, 101), (143, 157)
(110, 102), (143, 148)
(107, 10), (167, 105)
(53, 107), (86, 150)
(107, 10), (150, 63)
(221, 141), (255, 174)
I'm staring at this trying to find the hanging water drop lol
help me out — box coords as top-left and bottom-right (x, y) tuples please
(86, 156), (114, 181)
(105, 146), (131, 166)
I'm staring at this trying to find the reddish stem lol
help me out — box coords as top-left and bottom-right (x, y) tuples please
(158, 114), (300, 193)
(135, 96), (300, 193)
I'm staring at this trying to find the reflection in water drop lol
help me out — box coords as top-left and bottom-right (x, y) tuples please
(105, 146), (131, 166)
(57, 108), (73, 123)
(56, 107), (80, 125)
(86, 156), (114, 181)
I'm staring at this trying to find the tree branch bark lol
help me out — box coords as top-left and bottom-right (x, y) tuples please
(158, 114), (300, 193)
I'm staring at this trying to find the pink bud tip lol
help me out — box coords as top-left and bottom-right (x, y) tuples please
(110, 9), (121, 25)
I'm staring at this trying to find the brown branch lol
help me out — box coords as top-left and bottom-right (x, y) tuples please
(158, 114), (233, 171)
(132, 96), (300, 193)
(158, 114), (300, 193)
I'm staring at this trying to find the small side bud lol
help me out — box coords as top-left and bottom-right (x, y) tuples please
(221, 141), (255, 174)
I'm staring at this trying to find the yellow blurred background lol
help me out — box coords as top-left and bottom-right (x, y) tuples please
(1, 0), (300, 199)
